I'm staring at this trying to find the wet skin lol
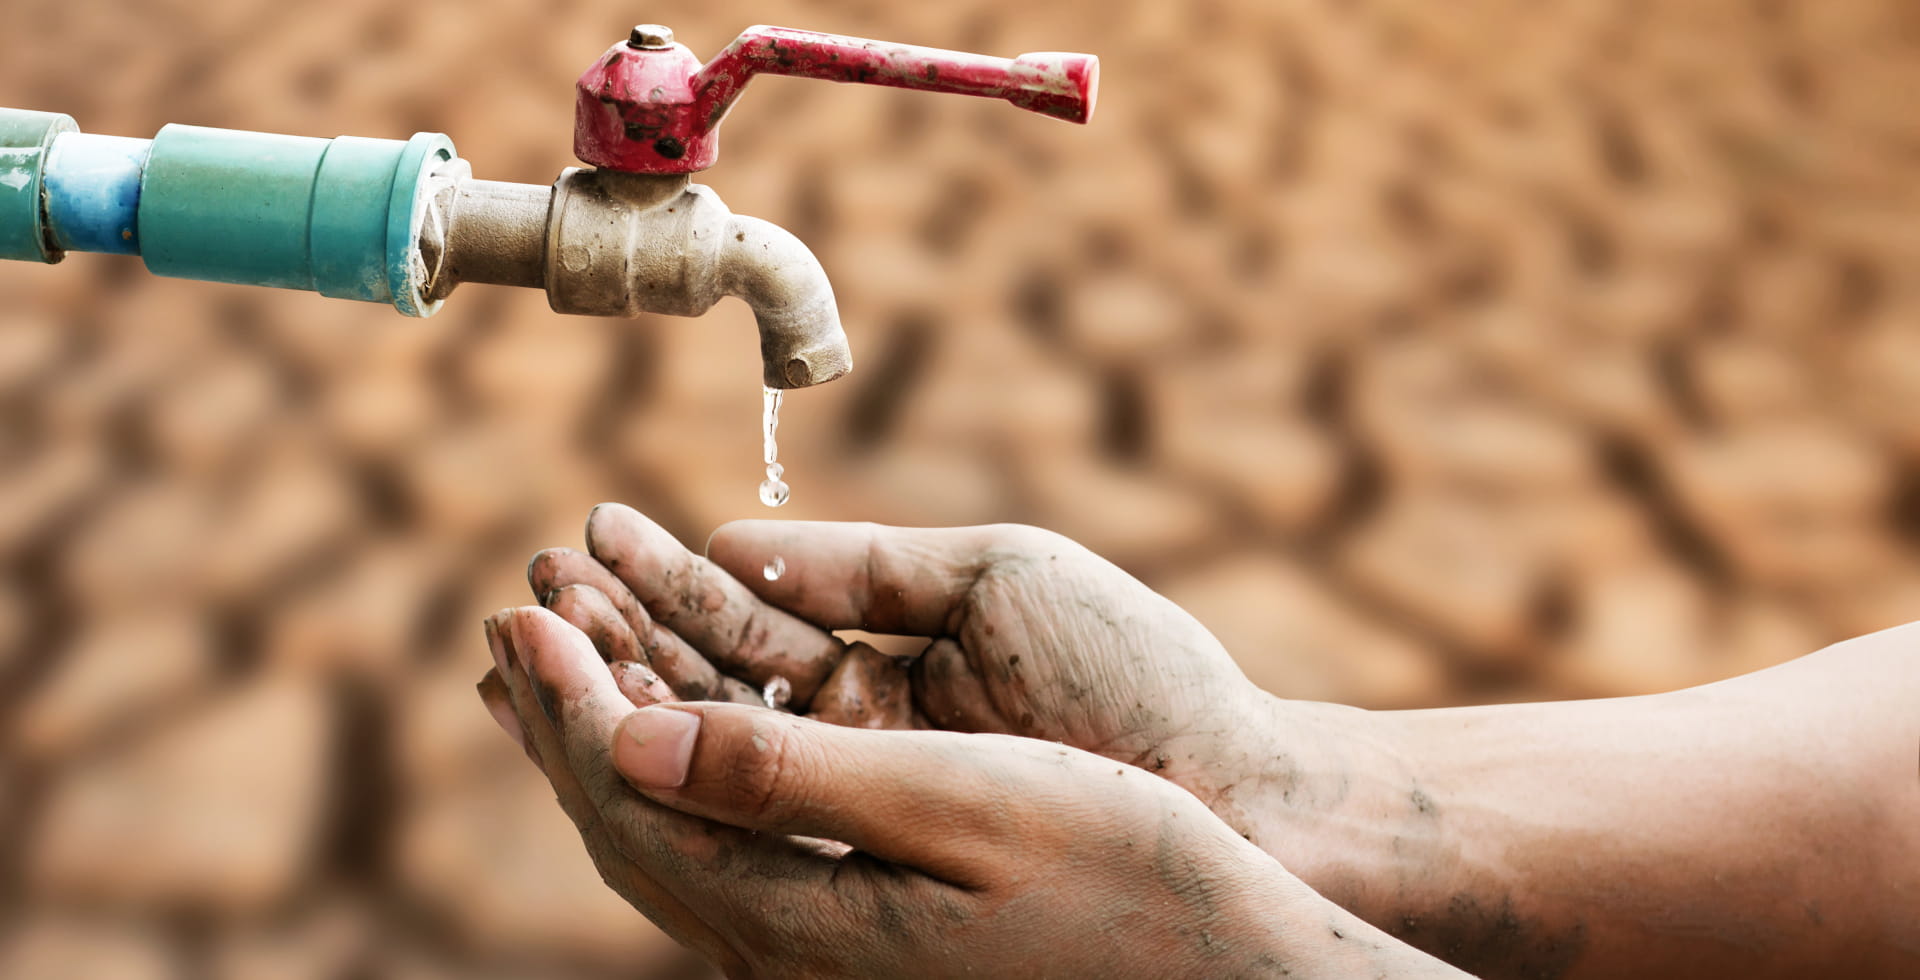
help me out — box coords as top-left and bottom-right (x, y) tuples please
(486, 503), (1920, 978)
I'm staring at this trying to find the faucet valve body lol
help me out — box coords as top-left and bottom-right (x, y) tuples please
(538, 169), (849, 387)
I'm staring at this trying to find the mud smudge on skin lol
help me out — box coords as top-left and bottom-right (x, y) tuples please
(1391, 892), (1587, 979)
(530, 674), (565, 731)
(1411, 786), (1437, 817)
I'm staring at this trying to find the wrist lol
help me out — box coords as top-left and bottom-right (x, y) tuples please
(1205, 691), (1458, 928)
(1222, 840), (1470, 978)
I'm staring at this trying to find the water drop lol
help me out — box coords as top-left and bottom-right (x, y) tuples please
(763, 555), (786, 581)
(758, 473), (790, 507)
(761, 675), (792, 711)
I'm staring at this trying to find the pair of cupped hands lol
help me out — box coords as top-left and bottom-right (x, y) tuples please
(478, 503), (1439, 978)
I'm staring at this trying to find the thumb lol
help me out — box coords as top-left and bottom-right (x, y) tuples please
(611, 702), (1112, 886)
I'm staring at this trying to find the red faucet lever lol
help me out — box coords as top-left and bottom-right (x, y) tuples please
(574, 24), (1099, 174)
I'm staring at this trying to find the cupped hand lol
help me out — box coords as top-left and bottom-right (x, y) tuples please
(528, 504), (1300, 825)
(476, 606), (1457, 979)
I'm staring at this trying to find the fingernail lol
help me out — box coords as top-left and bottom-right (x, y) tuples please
(495, 613), (520, 672)
(478, 681), (529, 754)
(585, 504), (607, 552)
(614, 707), (700, 789)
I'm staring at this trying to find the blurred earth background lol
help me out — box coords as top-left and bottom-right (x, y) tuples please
(4, 0), (1920, 975)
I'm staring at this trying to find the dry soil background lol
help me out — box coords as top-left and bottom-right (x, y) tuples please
(3, 0), (1920, 976)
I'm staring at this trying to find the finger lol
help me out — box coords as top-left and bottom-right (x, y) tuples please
(531, 546), (734, 701)
(483, 612), (742, 969)
(510, 607), (833, 900)
(705, 521), (1070, 634)
(636, 615), (733, 703)
(716, 673), (773, 707)
(809, 642), (915, 730)
(626, 616), (763, 705)
(610, 701), (1126, 889)
(586, 503), (844, 706)
(528, 547), (648, 625)
(911, 638), (1018, 734)
(610, 660), (676, 707)
(545, 584), (644, 664)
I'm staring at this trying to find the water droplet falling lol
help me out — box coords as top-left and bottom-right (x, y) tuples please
(758, 465), (789, 507)
(756, 388), (790, 583)
(758, 385), (789, 507)
(761, 675), (792, 710)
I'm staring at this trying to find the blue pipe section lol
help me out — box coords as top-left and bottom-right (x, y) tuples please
(43, 133), (150, 255)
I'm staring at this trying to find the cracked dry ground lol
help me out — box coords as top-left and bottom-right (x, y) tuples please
(4, 0), (1920, 976)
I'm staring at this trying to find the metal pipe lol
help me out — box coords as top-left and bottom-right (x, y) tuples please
(443, 178), (548, 289)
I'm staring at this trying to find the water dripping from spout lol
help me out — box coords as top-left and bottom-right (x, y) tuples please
(759, 386), (790, 507)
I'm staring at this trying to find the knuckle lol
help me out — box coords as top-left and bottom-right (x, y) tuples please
(986, 522), (1073, 558)
(581, 753), (628, 808)
(721, 718), (808, 822)
(732, 606), (767, 660)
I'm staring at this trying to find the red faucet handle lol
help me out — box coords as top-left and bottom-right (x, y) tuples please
(699, 26), (1099, 126)
(574, 24), (1099, 174)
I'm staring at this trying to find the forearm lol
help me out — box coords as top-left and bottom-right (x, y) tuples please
(1236, 625), (1920, 978)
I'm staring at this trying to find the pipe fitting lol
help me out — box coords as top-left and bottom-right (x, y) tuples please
(0, 109), (78, 263)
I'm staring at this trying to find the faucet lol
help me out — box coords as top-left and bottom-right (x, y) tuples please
(0, 24), (1098, 389)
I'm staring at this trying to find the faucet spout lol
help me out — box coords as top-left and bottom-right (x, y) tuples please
(718, 212), (850, 388)
(433, 167), (851, 389)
